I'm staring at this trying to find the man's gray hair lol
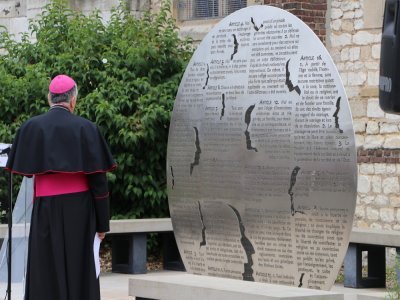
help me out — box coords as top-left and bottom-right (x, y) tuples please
(49, 85), (78, 104)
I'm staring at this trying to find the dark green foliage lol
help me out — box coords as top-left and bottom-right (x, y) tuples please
(0, 0), (193, 220)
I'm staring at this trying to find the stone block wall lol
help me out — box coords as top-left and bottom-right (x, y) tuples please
(356, 162), (400, 230)
(0, 0), (30, 41)
(70, 0), (154, 21)
(328, 0), (384, 152)
(328, 0), (400, 230)
(0, 0), (152, 39)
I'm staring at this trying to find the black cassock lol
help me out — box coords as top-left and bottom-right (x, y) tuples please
(6, 106), (116, 300)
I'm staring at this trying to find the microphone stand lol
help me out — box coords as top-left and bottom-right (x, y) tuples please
(6, 169), (11, 300)
(1, 146), (12, 300)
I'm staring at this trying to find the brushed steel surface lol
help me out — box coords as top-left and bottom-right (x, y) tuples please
(167, 5), (357, 290)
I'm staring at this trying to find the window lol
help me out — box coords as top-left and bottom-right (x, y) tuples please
(177, 0), (247, 21)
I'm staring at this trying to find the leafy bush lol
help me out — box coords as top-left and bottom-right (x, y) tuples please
(0, 0), (193, 220)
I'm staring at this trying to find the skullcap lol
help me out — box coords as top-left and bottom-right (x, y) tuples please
(49, 75), (76, 94)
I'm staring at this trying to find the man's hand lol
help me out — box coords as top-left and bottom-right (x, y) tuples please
(97, 232), (106, 240)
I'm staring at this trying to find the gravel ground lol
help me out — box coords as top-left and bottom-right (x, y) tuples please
(100, 241), (163, 273)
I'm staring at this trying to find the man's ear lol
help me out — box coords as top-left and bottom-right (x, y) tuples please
(47, 93), (52, 106)
(70, 95), (77, 111)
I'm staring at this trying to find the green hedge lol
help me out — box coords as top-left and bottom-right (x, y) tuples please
(0, 0), (193, 220)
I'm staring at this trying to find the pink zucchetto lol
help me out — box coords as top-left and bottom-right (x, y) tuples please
(49, 75), (76, 94)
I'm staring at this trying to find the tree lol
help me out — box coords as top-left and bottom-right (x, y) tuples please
(0, 0), (193, 220)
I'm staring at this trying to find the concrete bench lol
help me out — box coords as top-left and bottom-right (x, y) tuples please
(0, 218), (185, 275)
(0, 225), (6, 241)
(114, 223), (398, 288)
(345, 227), (400, 288)
(3, 219), (398, 288)
(107, 218), (184, 274)
(128, 272), (344, 300)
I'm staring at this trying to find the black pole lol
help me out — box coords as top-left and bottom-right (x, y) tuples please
(0, 145), (12, 300)
(7, 171), (12, 300)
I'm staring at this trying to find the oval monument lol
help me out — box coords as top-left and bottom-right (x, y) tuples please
(167, 5), (357, 290)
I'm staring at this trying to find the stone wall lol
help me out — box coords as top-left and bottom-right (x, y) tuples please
(0, 0), (153, 40)
(357, 162), (400, 230)
(0, 0), (31, 40)
(327, 0), (400, 230)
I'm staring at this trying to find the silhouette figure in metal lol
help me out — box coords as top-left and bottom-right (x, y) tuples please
(285, 59), (301, 95)
(220, 93), (225, 120)
(198, 201), (207, 248)
(228, 205), (255, 281)
(288, 166), (304, 216)
(203, 64), (210, 89)
(170, 166), (175, 189)
(298, 273), (305, 288)
(244, 104), (258, 152)
(190, 127), (201, 175)
(251, 17), (263, 31)
(333, 96), (343, 133)
(231, 34), (239, 60)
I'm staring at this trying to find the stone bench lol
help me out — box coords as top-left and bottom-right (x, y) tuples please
(0, 225), (6, 241)
(3, 220), (399, 287)
(108, 218), (184, 274)
(128, 272), (344, 300)
(0, 218), (185, 275)
(345, 227), (400, 288)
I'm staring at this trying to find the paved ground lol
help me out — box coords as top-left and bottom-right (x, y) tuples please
(0, 271), (388, 299)
(101, 272), (134, 300)
(100, 271), (389, 300)
(331, 284), (387, 299)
